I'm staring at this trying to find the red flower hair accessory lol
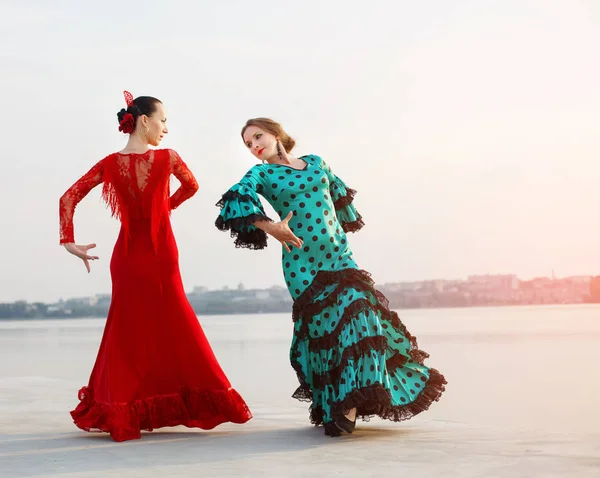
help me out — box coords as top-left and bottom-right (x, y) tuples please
(119, 113), (135, 133)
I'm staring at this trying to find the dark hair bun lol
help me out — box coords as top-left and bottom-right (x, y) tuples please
(116, 96), (162, 129)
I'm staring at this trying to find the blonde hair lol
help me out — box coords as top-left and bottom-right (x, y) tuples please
(241, 118), (296, 153)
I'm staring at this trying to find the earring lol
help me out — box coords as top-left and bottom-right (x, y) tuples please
(276, 141), (283, 160)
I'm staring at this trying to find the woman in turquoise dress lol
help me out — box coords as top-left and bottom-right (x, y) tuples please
(216, 118), (446, 436)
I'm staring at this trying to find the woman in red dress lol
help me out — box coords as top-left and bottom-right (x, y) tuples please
(59, 91), (252, 442)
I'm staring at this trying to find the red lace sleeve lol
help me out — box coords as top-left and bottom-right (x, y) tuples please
(169, 150), (199, 210)
(59, 160), (105, 244)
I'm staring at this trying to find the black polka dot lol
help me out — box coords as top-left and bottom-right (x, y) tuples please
(322, 229), (328, 234)
(299, 202), (306, 208)
(289, 182), (295, 187)
(285, 262), (290, 268)
(305, 213), (312, 219)
(283, 201), (289, 207)
(324, 210), (329, 216)
(326, 253), (332, 259)
(271, 183), (277, 188)
(303, 280), (309, 285)
(267, 169), (274, 174)
(316, 218), (322, 224)
(293, 254), (299, 260)
(312, 236), (318, 242)
(309, 257), (315, 263)
(291, 272), (296, 278)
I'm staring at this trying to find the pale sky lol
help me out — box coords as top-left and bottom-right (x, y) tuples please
(1, 0), (599, 303)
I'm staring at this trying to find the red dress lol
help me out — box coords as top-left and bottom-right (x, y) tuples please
(59, 149), (252, 442)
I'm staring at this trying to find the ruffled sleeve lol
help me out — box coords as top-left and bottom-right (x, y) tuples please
(215, 167), (273, 250)
(311, 155), (365, 233)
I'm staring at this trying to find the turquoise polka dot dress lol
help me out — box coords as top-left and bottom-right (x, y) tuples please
(216, 154), (446, 435)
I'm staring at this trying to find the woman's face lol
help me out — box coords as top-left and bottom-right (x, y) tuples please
(139, 102), (168, 146)
(243, 125), (277, 161)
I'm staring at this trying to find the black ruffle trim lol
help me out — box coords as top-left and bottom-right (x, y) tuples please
(215, 190), (263, 210)
(292, 269), (375, 323)
(289, 267), (446, 427)
(319, 369), (447, 431)
(341, 214), (365, 233)
(332, 187), (357, 210)
(215, 214), (272, 250)
(215, 190), (273, 250)
(301, 298), (374, 350)
(309, 336), (388, 389)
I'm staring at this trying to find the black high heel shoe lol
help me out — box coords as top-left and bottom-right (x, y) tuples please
(333, 413), (356, 434)
(324, 421), (342, 437)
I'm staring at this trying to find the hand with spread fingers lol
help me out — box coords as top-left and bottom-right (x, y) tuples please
(63, 243), (99, 273)
(256, 212), (303, 253)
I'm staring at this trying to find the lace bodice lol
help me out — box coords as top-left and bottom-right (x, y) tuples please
(59, 149), (198, 247)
